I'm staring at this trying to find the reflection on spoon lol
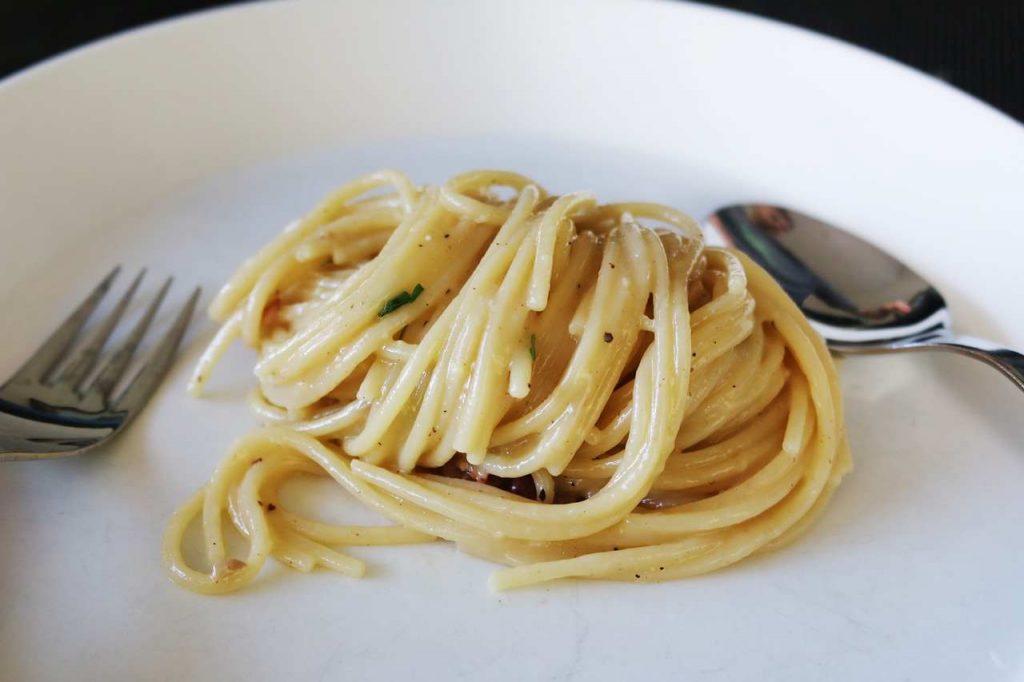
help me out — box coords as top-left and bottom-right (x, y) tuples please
(705, 204), (1024, 392)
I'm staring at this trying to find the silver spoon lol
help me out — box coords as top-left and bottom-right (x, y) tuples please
(704, 204), (1024, 392)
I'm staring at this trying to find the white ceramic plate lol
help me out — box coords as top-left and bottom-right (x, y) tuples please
(2, 2), (1022, 680)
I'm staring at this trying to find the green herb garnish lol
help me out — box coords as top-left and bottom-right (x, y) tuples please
(529, 333), (537, 361)
(378, 284), (424, 317)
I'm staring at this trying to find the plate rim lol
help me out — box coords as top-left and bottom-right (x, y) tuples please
(2, 0), (1021, 134)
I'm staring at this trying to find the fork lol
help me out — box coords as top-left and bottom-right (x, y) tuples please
(0, 267), (200, 462)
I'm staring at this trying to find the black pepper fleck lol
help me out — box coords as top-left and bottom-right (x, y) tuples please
(603, 332), (614, 343)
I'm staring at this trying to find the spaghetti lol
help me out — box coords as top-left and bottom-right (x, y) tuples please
(163, 170), (850, 594)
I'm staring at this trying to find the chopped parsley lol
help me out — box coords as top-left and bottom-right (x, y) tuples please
(378, 284), (424, 317)
(529, 333), (537, 361)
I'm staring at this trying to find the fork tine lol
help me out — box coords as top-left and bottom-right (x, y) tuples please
(114, 287), (201, 413)
(58, 269), (146, 389)
(91, 276), (172, 397)
(6, 266), (120, 385)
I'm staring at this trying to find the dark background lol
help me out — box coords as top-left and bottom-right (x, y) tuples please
(1, 0), (1021, 122)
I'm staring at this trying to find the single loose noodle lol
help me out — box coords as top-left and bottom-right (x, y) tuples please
(163, 170), (851, 595)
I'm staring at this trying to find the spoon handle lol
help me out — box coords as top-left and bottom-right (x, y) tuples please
(922, 336), (1024, 392)
(868, 332), (1024, 393)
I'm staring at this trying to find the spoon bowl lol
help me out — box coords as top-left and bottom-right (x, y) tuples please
(705, 204), (1024, 392)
